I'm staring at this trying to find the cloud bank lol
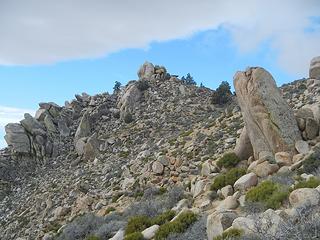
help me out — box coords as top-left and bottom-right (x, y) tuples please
(0, 0), (319, 74)
(0, 106), (35, 148)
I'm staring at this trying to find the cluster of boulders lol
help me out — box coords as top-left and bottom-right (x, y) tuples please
(138, 61), (171, 81)
(4, 102), (68, 162)
(1, 57), (320, 240)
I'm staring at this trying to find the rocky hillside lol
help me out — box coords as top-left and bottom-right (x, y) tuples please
(0, 58), (320, 240)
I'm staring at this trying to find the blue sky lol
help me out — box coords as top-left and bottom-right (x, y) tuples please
(0, 0), (319, 148)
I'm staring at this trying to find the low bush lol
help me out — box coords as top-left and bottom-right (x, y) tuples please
(136, 80), (150, 91)
(85, 236), (100, 240)
(300, 154), (320, 174)
(210, 168), (246, 191)
(151, 210), (176, 225)
(125, 216), (151, 235)
(246, 181), (289, 209)
(216, 152), (240, 169)
(154, 211), (198, 240)
(293, 177), (320, 190)
(124, 232), (144, 240)
(213, 228), (243, 240)
(123, 112), (134, 123)
(166, 216), (207, 240)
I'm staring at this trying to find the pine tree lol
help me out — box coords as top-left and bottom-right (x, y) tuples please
(113, 81), (122, 93)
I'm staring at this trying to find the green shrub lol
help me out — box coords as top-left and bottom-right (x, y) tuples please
(151, 210), (176, 225)
(301, 154), (320, 174)
(155, 211), (198, 240)
(123, 112), (134, 123)
(246, 181), (289, 209)
(136, 80), (150, 91)
(217, 152), (240, 169)
(124, 232), (144, 240)
(210, 168), (246, 191)
(105, 207), (116, 215)
(86, 236), (101, 240)
(211, 81), (233, 105)
(213, 228), (243, 240)
(125, 216), (151, 235)
(293, 177), (320, 190)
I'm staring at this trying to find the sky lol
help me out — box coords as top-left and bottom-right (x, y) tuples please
(0, 0), (320, 148)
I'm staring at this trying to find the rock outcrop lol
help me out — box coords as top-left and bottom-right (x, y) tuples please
(234, 67), (301, 159)
(310, 56), (320, 79)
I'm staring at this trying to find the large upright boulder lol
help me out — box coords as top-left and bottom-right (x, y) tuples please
(310, 56), (320, 79)
(138, 61), (154, 79)
(4, 123), (31, 154)
(234, 67), (301, 159)
(75, 111), (91, 142)
(117, 82), (141, 117)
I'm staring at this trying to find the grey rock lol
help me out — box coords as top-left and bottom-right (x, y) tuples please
(295, 140), (309, 154)
(138, 61), (155, 79)
(207, 211), (237, 240)
(310, 56), (320, 79)
(20, 113), (45, 136)
(234, 67), (301, 159)
(4, 123), (31, 154)
(75, 111), (91, 142)
(234, 126), (253, 160)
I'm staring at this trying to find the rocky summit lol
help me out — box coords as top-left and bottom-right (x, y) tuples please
(1, 59), (320, 240)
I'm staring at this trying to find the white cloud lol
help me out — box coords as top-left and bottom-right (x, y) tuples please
(0, 0), (319, 75)
(0, 106), (35, 148)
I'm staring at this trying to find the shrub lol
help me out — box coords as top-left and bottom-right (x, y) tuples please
(125, 216), (151, 235)
(211, 81), (233, 105)
(246, 181), (289, 209)
(151, 210), (176, 225)
(123, 112), (134, 123)
(105, 207), (116, 215)
(136, 80), (149, 91)
(166, 215), (207, 240)
(124, 232), (144, 240)
(154, 211), (198, 240)
(216, 152), (240, 169)
(213, 228), (243, 240)
(293, 177), (320, 190)
(301, 154), (320, 174)
(210, 168), (246, 191)
(86, 236), (100, 240)
(113, 81), (122, 93)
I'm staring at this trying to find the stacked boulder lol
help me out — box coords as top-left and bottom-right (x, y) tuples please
(138, 61), (170, 81)
(310, 56), (320, 80)
(4, 102), (70, 162)
(234, 67), (301, 162)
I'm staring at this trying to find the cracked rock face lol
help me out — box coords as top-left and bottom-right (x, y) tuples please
(234, 67), (301, 159)
(310, 56), (320, 79)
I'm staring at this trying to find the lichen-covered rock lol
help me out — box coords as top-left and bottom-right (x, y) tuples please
(206, 211), (237, 240)
(234, 126), (253, 160)
(138, 61), (155, 79)
(4, 123), (30, 154)
(233, 172), (258, 191)
(289, 188), (320, 208)
(117, 82), (142, 119)
(234, 67), (301, 159)
(74, 111), (91, 142)
(310, 56), (320, 79)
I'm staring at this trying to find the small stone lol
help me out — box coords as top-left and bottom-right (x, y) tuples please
(142, 225), (160, 240)
(234, 173), (258, 191)
(152, 161), (164, 175)
(295, 140), (309, 154)
(289, 188), (320, 208)
(275, 152), (292, 166)
(220, 185), (234, 198)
